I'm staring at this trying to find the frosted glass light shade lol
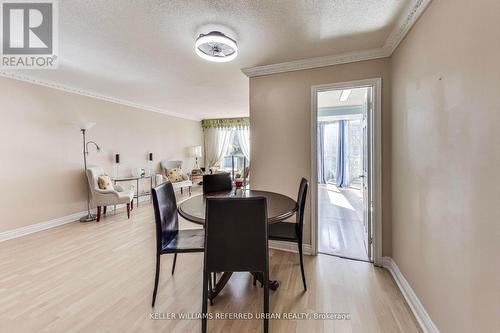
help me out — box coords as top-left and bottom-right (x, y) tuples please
(78, 122), (96, 130)
(189, 145), (202, 158)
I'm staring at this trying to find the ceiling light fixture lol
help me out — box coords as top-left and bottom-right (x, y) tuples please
(339, 89), (352, 102)
(195, 31), (238, 63)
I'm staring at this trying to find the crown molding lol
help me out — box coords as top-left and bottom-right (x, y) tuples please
(383, 0), (433, 54)
(0, 71), (201, 121)
(241, 47), (390, 77)
(242, 0), (433, 77)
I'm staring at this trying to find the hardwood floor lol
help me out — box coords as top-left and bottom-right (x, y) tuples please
(0, 190), (420, 333)
(318, 184), (368, 260)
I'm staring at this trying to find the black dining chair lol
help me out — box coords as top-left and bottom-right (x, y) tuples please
(202, 197), (269, 333)
(202, 172), (233, 298)
(151, 182), (205, 307)
(202, 173), (232, 193)
(268, 178), (309, 291)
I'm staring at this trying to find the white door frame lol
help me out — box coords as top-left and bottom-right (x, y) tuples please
(310, 78), (383, 265)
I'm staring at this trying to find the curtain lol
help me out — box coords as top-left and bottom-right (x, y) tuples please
(236, 126), (250, 161)
(317, 122), (326, 183)
(202, 117), (249, 129)
(347, 120), (362, 186)
(336, 120), (350, 187)
(204, 127), (232, 168)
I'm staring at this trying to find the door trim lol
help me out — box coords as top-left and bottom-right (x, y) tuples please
(310, 78), (383, 265)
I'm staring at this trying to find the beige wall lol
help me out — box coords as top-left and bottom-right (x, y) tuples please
(390, 0), (500, 332)
(249, 58), (392, 254)
(0, 77), (202, 233)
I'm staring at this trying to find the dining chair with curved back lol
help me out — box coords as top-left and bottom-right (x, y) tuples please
(268, 177), (309, 291)
(202, 197), (269, 333)
(151, 182), (205, 307)
(202, 173), (232, 193)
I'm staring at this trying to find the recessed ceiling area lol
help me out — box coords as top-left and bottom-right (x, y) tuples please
(0, 0), (410, 120)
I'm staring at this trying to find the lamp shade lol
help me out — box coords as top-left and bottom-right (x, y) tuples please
(77, 122), (96, 130)
(189, 145), (202, 158)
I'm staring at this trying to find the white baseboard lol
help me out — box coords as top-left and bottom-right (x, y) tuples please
(0, 210), (86, 242)
(269, 240), (313, 255)
(380, 256), (440, 333)
(0, 196), (152, 243)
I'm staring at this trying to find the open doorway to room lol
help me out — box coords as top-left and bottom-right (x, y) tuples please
(313, 81), (379, 262)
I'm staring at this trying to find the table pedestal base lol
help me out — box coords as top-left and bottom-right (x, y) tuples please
(207, 272), (279, 303)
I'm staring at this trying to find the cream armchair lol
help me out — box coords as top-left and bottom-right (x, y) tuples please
(86, 166), (134, 221)
(160, 160), (193, 195)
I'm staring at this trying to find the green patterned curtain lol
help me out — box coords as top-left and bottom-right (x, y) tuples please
(201, 117), (250, 129)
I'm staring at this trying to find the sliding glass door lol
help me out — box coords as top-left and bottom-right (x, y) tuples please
(318, 119), (362, 187)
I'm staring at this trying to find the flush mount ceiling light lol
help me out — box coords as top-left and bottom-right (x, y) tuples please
(195, 31), (238, 63)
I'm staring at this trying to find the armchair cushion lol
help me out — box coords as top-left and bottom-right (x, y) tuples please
(165, 168), (184, 182)
(97, 174), (114, 190)
(171, 180), (193, 191)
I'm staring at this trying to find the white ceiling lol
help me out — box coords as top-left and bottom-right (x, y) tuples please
(1, 0), (410, 120)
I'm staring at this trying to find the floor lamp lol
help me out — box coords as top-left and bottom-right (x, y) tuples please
(79, 122), (103, 222)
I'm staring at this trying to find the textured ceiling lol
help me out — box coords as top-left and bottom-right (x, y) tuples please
(3, 0), (408, 119)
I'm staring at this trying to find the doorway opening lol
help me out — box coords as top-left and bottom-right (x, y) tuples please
(311, 79), (382, 263)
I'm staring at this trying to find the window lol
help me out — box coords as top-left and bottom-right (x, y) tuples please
(221, 130), (248, 176)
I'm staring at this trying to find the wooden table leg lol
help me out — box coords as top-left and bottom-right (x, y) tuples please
(252, 272), (280, 290)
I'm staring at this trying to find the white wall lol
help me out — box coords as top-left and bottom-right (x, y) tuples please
(0, 77), (203, 232)
(390, 0), (500, 331)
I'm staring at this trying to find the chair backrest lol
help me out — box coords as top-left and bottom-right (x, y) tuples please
(296, 178), (309, 237)
(161, 160), (183, 170)
(85, 166), (105, 204)
(151, 182), (179, 252)
(86, 166), (104, 190)
(203, 173), (232, 193)
(204, 197), (268, 272)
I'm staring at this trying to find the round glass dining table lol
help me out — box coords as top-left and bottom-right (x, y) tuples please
(177, 189), (298, 301)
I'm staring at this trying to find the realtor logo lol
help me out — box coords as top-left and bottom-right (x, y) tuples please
(1, 0), (58, 68)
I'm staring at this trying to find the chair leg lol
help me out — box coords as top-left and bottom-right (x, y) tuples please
(253, 274), (257, 286)
(189, 186), (192, 196)
(171, 253), (177, 275)
(208, 273), (214, 306)
(180, 187), (183, 195)
(131, 199), (134, 210)
(201, 269), (208, 333)
(103, 206), (107, 215)
(151, 254), (161, 307)
(126, 203), (131, 219)
(298, 239), (307, 291)
(264, 270), (269, 333)
(209, 272), (217, 305)
(96, 206), (101, 222)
